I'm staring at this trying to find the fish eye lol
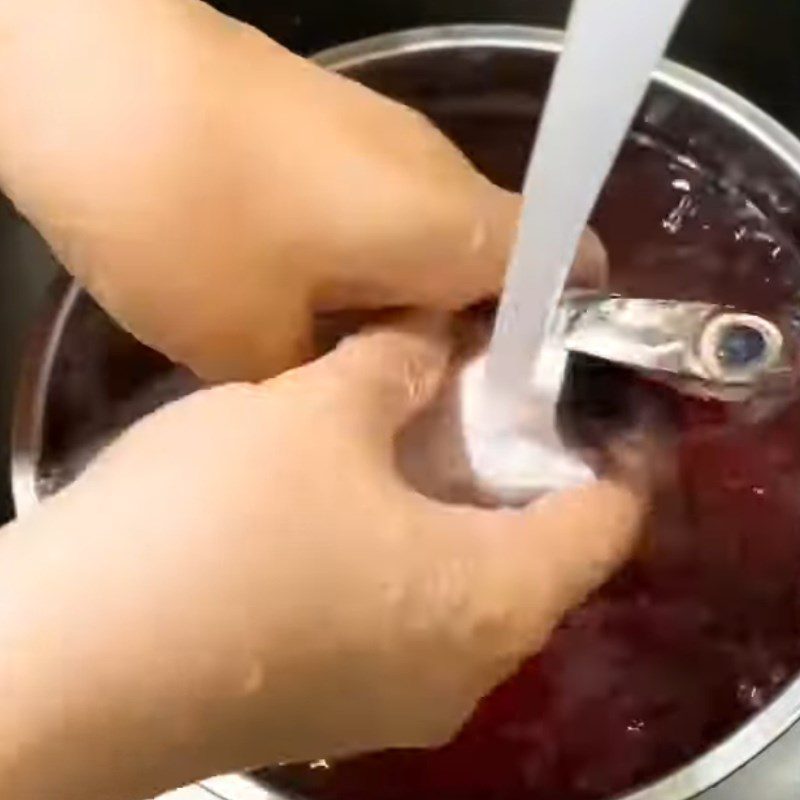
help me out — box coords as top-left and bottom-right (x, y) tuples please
(716, 323), (768, 369)
(698, 313), (784, 383)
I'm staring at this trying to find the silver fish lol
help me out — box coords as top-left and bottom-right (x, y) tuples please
(552, 294), (796, 402)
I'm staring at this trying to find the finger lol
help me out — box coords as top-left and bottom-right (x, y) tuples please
(449, 184), (609, 305)
(513, 480), (644, 612)
(185, 291), (315, 384)
(320, 312), (454, 433)
(426, 479), (644, 664)
(570, 225), (609, 289)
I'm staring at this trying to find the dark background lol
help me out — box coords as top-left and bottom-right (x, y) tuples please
(209, 0), (800, 132)
(2, 0), (800, 523)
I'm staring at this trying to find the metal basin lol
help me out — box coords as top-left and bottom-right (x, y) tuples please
(11, 24), (800, 800)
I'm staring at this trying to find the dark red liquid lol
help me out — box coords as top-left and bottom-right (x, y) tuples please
(257, 137), (800, 799)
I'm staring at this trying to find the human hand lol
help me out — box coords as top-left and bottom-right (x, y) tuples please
(0, 0), (605, 382)
(0, 316), (642, 800)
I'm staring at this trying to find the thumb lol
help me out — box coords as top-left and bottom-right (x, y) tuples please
(320, 312), (455, 435)
(436, 479), (644, 669)
(513, 480), (645, 614)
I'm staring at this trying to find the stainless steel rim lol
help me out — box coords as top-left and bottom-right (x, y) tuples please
(314, 24), (800, 180)
(11, 23), (800, 800)
(11, 275), (78, 517)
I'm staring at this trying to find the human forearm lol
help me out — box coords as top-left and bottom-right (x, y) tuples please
(0, 0), (278, 297)
(0, 489), (340, 800)
(0, 492), (253, 800)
